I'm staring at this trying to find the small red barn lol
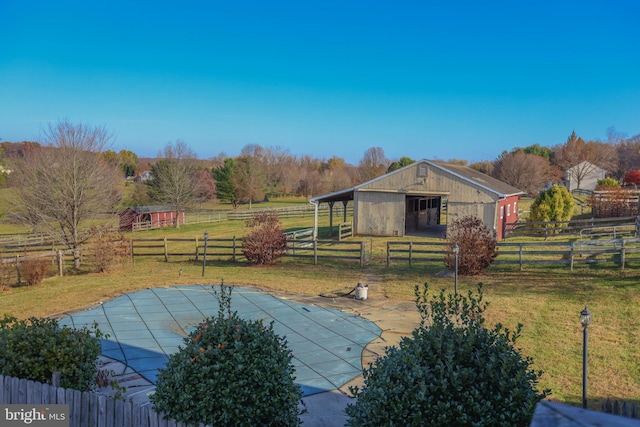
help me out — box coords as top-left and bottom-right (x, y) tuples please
(118, 206), (185, 231)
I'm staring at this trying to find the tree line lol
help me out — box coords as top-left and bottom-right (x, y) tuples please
(2, 120), (640, 263)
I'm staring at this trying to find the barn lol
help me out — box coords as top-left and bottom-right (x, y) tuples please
(309, 160), (524, 241)
(118, 206), (185, 231)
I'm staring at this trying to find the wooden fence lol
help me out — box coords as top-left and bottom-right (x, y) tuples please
(601, 398), (640, 419)
(183, 204), (353, 225)
(386, 238), (640, 271)
(129, 236), (371, 267)
(0, 374), (204, 427)
(505, 216), (638, 239)
(338, 222), (353, 241)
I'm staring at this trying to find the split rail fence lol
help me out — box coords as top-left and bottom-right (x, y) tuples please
(129, 236), (371, 267)
(0, 374), (206, 427)
(386, 238), (640, 270)
(4, 233), (640, 276)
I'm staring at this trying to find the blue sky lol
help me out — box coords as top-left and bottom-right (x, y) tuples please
(1, 1), (639, 164)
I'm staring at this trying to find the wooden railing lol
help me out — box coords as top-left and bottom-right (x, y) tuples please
(0, 374), (200, 427)
(386, 238), (640, 271)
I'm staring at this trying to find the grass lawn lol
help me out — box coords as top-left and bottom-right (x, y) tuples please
(1, 208), (638, 411)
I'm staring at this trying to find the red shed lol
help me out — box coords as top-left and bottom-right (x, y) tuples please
(118, 206), (185, 231)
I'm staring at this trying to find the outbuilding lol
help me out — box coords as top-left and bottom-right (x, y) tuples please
(310, 160), (524, 241)
(118, 206), (185, 231)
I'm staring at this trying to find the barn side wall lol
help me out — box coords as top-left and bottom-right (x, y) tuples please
(354, 192), (405, 237)
(356, 162), (501, 237)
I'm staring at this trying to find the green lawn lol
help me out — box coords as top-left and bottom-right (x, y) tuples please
(0, 206), (638, 410)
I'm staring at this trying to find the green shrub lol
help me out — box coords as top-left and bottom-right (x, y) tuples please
(443, 215), (497, 276)
(529, 184), (574, 231)
(0, 315), (102, 391)
(151, 285), (303, 426)
(346, 284), (549, 427)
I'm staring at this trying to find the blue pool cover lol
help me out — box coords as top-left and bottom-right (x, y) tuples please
(59, 285), (381, 396)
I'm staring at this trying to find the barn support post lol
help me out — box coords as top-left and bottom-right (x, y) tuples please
(310, 200), (319, 240)
(328, 201), (335, 237)
(343, 200), (348, 222)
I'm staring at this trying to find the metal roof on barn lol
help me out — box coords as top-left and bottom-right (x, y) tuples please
(129, 205), (178, 213)
(310, 159), (524, 204)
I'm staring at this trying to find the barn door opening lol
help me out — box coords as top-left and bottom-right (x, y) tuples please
(405, 196), (442, 234)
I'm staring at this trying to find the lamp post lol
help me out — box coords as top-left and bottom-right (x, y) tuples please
(201, 231), (209, 277)
(452, 243), (459, 295)
(580, 306), (592, 409)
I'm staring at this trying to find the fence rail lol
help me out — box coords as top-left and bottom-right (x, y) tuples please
(338, 222), (353, 241)
(601, 398), (640, 419)
(386, 238), (640, 270)
(505, 216), (638, 239)
(0, 374), (202, 427)
(184, 204), (353, 225)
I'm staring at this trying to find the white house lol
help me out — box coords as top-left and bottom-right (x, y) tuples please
(564, 161), (606, 192)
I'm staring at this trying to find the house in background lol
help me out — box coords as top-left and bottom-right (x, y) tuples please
(133, 170), (152, 184)
(310, 159), (524, 241)
(118, 206), (185, 231)
(563, 161), (606, 192)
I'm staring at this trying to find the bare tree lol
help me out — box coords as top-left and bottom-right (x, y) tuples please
(146, 140), (204, 227)
(233, 155), (266, 208)
(492, 151), (552, 195)
(358, 147), (389, 183)
(11, 120), (121, 268)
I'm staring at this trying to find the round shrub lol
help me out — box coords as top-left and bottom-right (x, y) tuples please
(151, 285), (303, 426)
(346, 284), (549, 427)
(444, 215), (497, 275)
(242, 211), (288, 265)
(0, 315), (102, 391)
(529, 184), (574, 230)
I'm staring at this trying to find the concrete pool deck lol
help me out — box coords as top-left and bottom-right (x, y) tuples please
(58, 283), (421, 426)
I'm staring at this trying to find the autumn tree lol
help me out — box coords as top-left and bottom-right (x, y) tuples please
(102, 149), (139, 177)
(11, 120), (121, 269)
(358, 147), (389, 183)
(233, 155), (265, 208)
(145, 140), (204, 227)
(554, 131), (617, 190)
(615, 133), (640, 180)
(623, 170), (640, 187)
(516, 143), (555, 160)
(492, 151), (552, 195)
(387, 156), (415, 173)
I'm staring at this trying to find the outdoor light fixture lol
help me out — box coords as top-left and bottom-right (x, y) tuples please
(580, 306), (592, 409)
(202, 231), (209, 277)
(452, 243), (460, 295)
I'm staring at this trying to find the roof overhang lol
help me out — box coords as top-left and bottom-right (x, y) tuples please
(309, 187), (356, 204)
